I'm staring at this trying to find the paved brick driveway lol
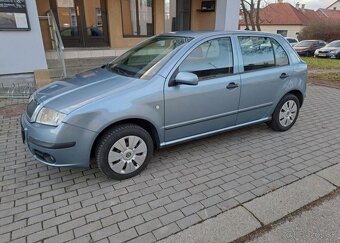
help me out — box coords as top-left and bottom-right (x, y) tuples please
(1, 86), (340, 243)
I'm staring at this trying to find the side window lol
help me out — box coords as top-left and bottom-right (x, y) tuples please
(271, 39), (289, 66)
(179, 37), (233, 80)
(319, 41), (326, 47)
(238, 36), (275, 71)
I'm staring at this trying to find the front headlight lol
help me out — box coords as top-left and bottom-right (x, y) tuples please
(330, 50), (339, 54)
(36, 107), (66, 126)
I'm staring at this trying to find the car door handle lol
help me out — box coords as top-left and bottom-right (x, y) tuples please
(226, 82), (239, 90)
(280, 73), (289, 79)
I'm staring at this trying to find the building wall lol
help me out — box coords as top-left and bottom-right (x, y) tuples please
(37, 0), (218, 50)
(0, 0), (47, 75)
(327, 1), (340, 10)
(107, 0), (165, 48)
(191, 0), (216, 31)
(240, 25), (304, 38)
(36, 0), (52, 50)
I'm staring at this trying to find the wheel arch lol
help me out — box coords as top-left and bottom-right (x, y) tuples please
(286, 89), (304, 107)
(90, 118), (161, 159)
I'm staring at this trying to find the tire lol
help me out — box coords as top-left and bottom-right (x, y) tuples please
(95, 124), (154, 180)
(267, 94), (300, 132)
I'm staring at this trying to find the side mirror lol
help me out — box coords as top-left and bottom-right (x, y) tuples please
(174, 72), (199, 86)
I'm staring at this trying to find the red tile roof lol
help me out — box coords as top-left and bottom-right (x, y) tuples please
(239, 3), (340, 26)
(317, 8), (340, 21)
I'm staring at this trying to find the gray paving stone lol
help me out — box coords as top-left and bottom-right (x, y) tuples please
(118, 215), (144, 231)
(149, 196), (172, 209)
(1, 86), (340, 242)
(27, 226), (58, 243)
(126, 203), (151, 218)
(70, 205), (97, 219)
(176, 214), (201, 229)
(159, 206), (261, 243)
(142, 207), (167, 221)
(135, 218), (162, 235)
(91, 224), (119, 241)
(101, 212), (127, 228)
(74, 221), (102, 238)
(12, 223), (42, 239)
(58, 217), (86, 233)
(109, 228), (138, 243)
(86, 208), (112, 223)
(153, 223), (181, 240)
(45, 230), (74, 243)
(159, 210), (184, 225)
(181, 202), (204, 216)
(127, 233), (156, 243)
(43, 213), (71, 229)
(197, 205), (222, 220)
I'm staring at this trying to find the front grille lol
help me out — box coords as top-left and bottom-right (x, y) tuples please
(319, 51), (329, 54)
(26, 99), (38, 119)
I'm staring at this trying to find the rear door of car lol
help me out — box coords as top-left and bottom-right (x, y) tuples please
(236, 35), (293, 124)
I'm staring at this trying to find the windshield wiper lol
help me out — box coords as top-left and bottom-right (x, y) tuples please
(111, 66), (133, 77)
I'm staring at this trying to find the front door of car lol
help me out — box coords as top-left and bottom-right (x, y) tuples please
(236, 36), (293, 124)
(164, 37), (241, 143)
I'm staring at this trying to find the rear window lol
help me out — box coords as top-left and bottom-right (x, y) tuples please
(287, 38), (297, 43)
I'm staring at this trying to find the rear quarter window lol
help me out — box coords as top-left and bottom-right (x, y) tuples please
(238, 36), (289, 71)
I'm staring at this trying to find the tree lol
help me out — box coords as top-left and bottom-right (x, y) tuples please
(240, 0), (262, 31)
(298, 21), (340, 42)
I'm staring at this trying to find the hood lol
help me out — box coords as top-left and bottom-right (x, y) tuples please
(293, 46), (310, 51)
(34, 67), (141, 114)
(318, 47), (340, 52)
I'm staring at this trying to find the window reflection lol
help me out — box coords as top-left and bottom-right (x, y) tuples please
(121, 0), (154, 37)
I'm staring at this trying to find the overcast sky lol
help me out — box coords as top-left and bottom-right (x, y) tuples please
(268, 0), (335, 9)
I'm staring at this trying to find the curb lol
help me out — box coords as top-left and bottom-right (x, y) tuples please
(159, 163), (340, 243)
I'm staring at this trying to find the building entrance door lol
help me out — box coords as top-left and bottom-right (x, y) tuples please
(51, 0), (109, 47)
(164, 0), (191, 32)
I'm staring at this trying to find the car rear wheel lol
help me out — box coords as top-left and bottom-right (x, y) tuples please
(268, 94), (300, 132)
(95, 124), (154, 180)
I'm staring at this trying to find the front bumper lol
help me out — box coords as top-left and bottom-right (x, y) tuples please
(315, 53), (331, 58)
(21, 114), (97, 167)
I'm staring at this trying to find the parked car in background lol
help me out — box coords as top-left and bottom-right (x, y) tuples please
(293, 40), (327, 56)
(314, 40), (340, 59)
(285, 37), (299, 47)
(21, 31), (307, 180)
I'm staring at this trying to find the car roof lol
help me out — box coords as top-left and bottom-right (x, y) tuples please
(300, 40), (324, 42)
(159, 30), (282, 39)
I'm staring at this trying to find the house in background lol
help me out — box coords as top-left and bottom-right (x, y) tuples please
(327, 0), (340, 10)
(0, 0), (241, 87)
(239, 2), (340, 39)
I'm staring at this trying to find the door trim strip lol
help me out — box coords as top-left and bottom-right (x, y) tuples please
(161, 117), (271, 147)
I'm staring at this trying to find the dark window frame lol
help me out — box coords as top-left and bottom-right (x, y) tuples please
(121, 0), (155, 38)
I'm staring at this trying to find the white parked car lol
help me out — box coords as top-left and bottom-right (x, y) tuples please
(285, 37), (299, 47)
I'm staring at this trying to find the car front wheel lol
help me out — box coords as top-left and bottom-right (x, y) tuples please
(95, 124), (154, 180)
(268, 94), (300, 132)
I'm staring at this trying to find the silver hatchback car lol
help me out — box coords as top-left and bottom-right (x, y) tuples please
(22, 31), (307, 180)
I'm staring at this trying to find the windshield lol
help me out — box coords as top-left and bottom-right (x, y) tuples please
(107, 36), (192, 80)
(295, 40), (315, 47)
(327, 41), (340, 48)
(287, 38), (297, 43)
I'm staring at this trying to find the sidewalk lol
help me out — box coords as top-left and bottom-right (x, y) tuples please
(160, 163), (340, 243)
(250, 191), (340, 243)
